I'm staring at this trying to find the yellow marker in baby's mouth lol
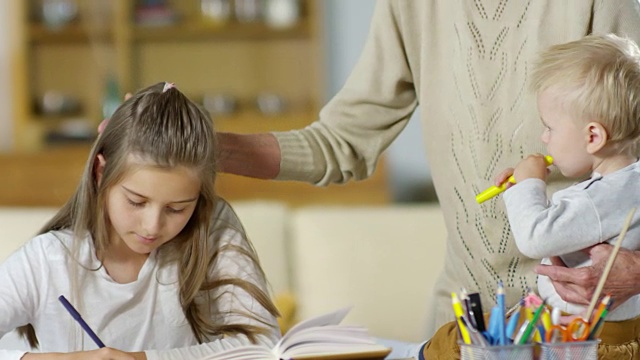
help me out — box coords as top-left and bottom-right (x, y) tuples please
(476, 155), (553, 204)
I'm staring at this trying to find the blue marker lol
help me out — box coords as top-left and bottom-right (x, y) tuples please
(58, 295), (105, 348)
(487, 306), (500, 345)
(497, 281), (507, 345)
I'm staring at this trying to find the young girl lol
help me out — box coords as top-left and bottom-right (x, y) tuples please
(0, 82), (280, 359)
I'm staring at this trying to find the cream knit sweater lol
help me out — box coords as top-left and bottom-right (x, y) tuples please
(273, 0), (640, 336)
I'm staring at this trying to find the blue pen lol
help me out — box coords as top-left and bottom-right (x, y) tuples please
(58, 295), (105, 348)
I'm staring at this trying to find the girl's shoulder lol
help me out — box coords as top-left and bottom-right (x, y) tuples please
(210, 197), (249, 247)
(212, 197), (242, 227)
(18, 229), (77, 260)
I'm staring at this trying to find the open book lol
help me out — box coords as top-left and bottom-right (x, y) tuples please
(201, 307), (391, 360)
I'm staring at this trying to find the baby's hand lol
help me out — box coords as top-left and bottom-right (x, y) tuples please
(493, 167), (515, 189)
(513, 154), (549, 183)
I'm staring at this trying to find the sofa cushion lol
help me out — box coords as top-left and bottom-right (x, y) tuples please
(0, 207), (58, 262)
(230, 200), (291, 296)
(289, 204), (447, 343)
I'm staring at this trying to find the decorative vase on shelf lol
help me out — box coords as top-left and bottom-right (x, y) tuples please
(234, 0), (263, 23)
(41, 0), (78, 30)
(102, 75), (120, 120)
(201, 0), (232, 26)
(264, 0), (299, 29)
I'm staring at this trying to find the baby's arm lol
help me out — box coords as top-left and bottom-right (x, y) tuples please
(503, 180), (601, 258)
(492, 154), (550, 186)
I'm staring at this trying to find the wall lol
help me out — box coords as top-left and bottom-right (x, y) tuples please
(323, 0), (433, 202)
(0, 2), (16, 151)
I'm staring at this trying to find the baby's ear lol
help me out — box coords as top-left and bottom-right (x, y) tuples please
(94, 154), (107, 186)
(585, 122), (608, 154)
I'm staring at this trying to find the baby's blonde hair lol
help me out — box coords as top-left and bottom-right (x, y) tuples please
(531, 34), (640, 154)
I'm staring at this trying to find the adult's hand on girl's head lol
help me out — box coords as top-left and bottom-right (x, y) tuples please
(535, 244), (640, 311)
(98, 93), (133, 135)
(97, 119), (109, 135)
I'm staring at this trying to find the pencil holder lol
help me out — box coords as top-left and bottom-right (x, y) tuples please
(538, 340), (599, 360)
(459, 343), (534, 360)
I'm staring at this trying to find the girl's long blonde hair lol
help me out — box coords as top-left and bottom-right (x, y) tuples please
(19, 82), (278, 348)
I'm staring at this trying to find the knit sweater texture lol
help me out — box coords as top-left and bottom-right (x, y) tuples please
(273, 0), (640, 335)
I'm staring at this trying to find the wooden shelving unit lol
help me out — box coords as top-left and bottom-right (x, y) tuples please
(6, 0), (391, 207)
(13, 0), (325, 150)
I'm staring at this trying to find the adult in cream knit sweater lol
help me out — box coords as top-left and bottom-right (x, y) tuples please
(218, 0), (640, 357)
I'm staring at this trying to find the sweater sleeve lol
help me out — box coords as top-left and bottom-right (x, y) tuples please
(145, 201), (280, 360)
(273, 0), (418, 185)
(503, 179), (602, 259)
(593, 0), (640, 44)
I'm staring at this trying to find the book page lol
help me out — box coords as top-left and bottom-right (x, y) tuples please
(289, 346), (391, 360)
(273, 307), (391, 359)
(195, 344), (275, 360)
(195, 307), (390, 360)
(272, 306), (352, 354)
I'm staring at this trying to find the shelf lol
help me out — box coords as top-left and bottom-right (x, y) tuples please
(29, 23), (112, 43)
(16, 110), (316, 151)
(134, 20), (310, 42)
(214, 109), (316, 133)
(15, 0), (325, 157)
(0, 144), (390, 207)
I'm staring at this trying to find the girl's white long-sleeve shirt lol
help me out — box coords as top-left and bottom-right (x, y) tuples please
(0, 200), (280, 360)
(503, 161), (640, 320)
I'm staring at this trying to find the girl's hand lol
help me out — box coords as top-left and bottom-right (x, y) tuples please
(23, 348), (145, 360)
(512, 154), (549, 183)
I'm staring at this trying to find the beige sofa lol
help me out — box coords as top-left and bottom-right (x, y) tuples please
(0, 201), (447, 349)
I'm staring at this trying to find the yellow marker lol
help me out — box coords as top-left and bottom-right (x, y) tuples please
(451, 292), (472, 344)
(541, 308), (552, 333)
(476, 155), (553, 204)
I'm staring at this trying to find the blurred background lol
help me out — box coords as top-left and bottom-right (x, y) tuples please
(0, 2), (446, 344)
(0, 0), (435, 207)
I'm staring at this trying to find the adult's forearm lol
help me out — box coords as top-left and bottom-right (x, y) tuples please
(217, 132), (281, 179)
